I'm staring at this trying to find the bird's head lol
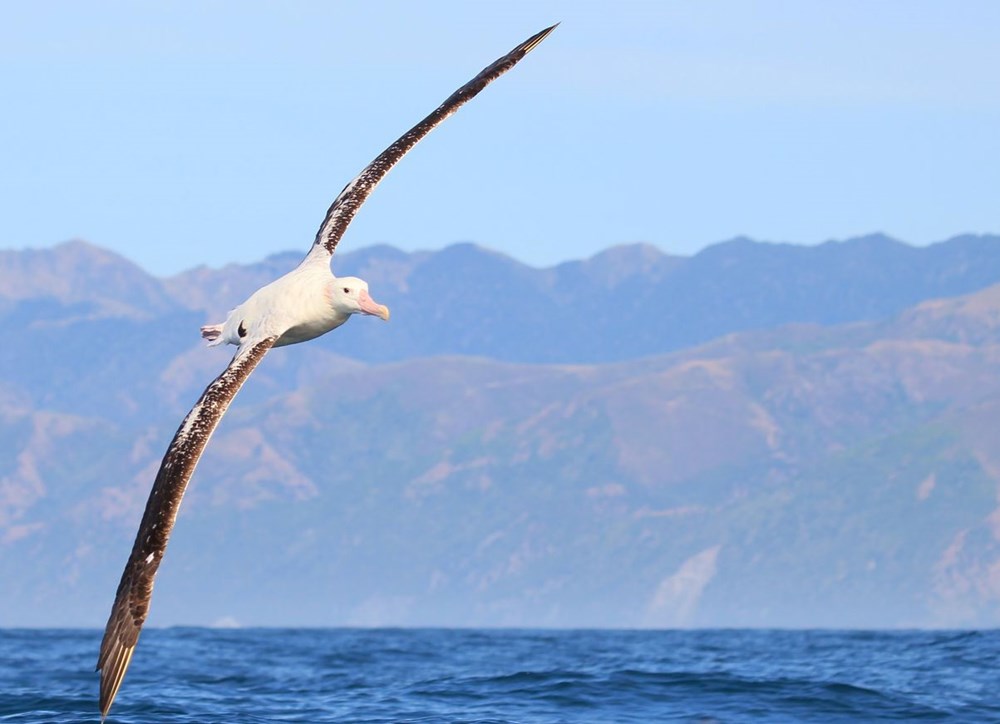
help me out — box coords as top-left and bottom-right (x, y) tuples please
(329, 277), (390, 321)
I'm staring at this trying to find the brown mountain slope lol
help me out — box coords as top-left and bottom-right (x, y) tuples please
(3, 281), (1000, 627)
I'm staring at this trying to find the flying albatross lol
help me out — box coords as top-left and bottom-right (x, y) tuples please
(96, 24), (556, 720)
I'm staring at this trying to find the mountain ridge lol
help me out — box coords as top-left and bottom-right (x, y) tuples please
(2, 234), (1000, 627)
(5, 233), (1000, 365)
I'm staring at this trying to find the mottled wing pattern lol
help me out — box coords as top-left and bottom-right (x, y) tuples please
(312, 24), (556, 257)
(96, 336), (277, 721)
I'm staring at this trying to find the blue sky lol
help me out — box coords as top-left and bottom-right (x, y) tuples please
(3, 1), (999, 275)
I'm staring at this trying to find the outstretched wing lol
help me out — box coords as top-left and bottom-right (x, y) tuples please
(311, 23), (556, 258)
(96, 336), (277, 721)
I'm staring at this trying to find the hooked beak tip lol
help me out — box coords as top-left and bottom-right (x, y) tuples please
(357, 288), (390, 320)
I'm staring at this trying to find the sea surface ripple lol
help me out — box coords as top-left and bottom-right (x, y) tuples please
(2, 628), (999, 722)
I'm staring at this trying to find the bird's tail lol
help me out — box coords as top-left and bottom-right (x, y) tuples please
(200, 323), (225, 346)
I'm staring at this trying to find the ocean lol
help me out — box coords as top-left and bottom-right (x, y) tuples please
(1, 628), (998, 722)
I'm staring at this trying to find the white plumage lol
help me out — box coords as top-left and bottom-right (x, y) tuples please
(96, 24), (556, 721)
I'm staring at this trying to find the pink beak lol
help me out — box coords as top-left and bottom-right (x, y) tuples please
(357, 289), (390, 320)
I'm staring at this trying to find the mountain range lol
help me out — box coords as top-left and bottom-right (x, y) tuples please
(2, 233), (1000, 628)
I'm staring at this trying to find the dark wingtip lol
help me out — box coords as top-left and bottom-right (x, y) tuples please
(97, 640), (135, 723)
(520, 24), (558, 55)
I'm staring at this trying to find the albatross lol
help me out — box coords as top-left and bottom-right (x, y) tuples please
(96, 24), (556, 720)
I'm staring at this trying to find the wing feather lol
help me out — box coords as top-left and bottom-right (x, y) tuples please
(312, 24), (556, 257)
(96, 336), (277, 720)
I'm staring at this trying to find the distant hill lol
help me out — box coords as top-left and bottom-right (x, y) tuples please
(2, 235), (1000, 628)
(5, 233), (1000, 367)
(166, 233), (1000, 363)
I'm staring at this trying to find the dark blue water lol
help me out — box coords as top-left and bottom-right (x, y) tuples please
(2, 628), (999, 722)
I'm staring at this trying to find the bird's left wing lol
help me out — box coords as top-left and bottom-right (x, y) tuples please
(96, 335), (277, 721)
(310, 24), (557, 259)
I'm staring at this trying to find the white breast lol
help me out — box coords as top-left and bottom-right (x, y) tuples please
(220, 257), (345, 347)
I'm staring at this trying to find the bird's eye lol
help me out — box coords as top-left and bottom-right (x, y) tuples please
(238, 321), (247, 338)
(343, 287), (350, 294)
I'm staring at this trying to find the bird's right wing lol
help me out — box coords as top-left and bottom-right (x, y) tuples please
(96, 335), (277, 721)
(309, 24), (557, 259)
